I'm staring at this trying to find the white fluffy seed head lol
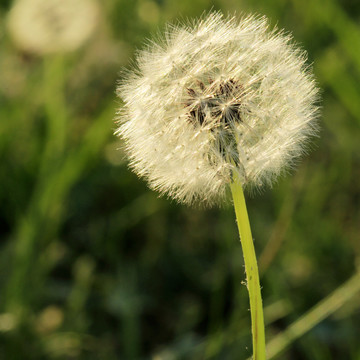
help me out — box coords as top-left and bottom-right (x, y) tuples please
(7, 0), (99, 55)
(116, 12), (320, 206)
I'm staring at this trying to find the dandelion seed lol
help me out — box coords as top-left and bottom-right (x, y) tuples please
(116, 12), (319, 206)
(7, 0), (99, 55)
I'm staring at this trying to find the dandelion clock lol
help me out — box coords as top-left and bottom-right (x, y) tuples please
(115, 12), (319, 359)
(7, 0), (99, 55)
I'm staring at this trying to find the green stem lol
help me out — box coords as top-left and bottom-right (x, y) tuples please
(230, 175), (266, 360)
(5, 56), (67, 317)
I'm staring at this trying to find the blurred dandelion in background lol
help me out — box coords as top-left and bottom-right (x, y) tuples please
(6, 0), (99, 55)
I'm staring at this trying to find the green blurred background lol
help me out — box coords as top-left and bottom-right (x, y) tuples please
(1, 0), (360, 359)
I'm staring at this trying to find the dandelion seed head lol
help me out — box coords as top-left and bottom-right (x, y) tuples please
(116, 12), (319, 205)
(7, 0), (99, 55)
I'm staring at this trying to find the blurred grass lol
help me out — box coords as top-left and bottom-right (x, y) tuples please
(1, 0), (360, 359)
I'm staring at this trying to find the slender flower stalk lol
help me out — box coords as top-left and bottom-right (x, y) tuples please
(230, 173), (265, 359)
(115, 12), (319, 359)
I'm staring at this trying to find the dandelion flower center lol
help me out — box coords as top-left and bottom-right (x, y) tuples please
(187, 79), (243, 127)
(186, 78), (244, 167)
